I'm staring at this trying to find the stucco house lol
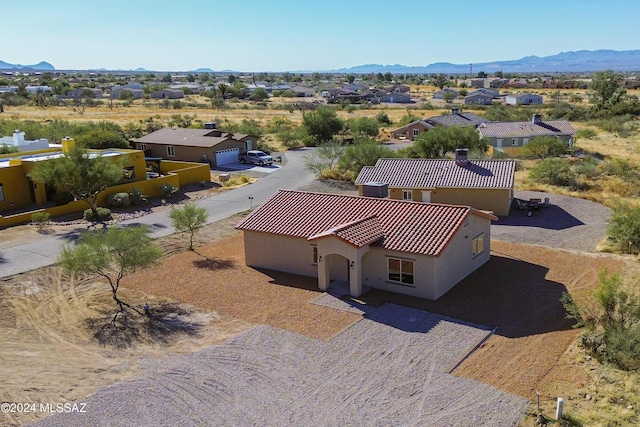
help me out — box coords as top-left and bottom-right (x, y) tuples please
(464, 92), (493, 105)
(478, 114), (575, 156)
(388, 109), (486, 140)
(389, 120), (433, 140)
(505, 93), (543, 105)
(235, 189), (497, 300)
(150, 89), (184, 99)
(354, 150), (516, 216)
(133, 124), (257, 167)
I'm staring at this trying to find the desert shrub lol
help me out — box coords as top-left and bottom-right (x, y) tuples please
(128, 187), (146, 205)
(600, 158), (638, 181)
(159, 183), (178, 198)
(277, 129), (304, 149)
(576, 128), (597, 139)
(529, 158), (576, 187)
(31, 211), (51, 233)
(573, 161), (601, 179)
(490, 149), (509, 159)
(375, 111), (392, 126)
(597, 115), (631, 134)
(562, 270), (640, 371)
(83, 207), (111, 221)
(607, 202), (640, 253)
(345, 104), (357, 113)
(107, 192), (130, 208)
(522, 136), (568, 159)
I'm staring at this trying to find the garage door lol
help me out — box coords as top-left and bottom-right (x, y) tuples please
(215, 148), (239, 166)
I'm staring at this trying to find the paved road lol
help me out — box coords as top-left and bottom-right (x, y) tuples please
(0, 148), (317, 278)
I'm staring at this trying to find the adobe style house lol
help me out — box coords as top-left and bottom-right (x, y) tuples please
(236, 190), (497, 300)
(355, 151), (516, 216)
(133, 124), (257, 167)
(0, 137), (210, 227)
(478, 114), (575, 156)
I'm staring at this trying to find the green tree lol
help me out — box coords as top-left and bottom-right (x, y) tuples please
(529, 158), (575, 187)
(169, 202), (209, 250)
(431, 74), (447, 89)
(345, 117), (380, 138)
(75, 128), (130, 149)
(521, 136), (568, 159)
(28, 145), (125, 218)
(250, 87), (269, 101)
(238, 119), (264, 138)
(304, 142), (345, 177)
(346, 74), (356, 84)
(162, 74), (172, 83)
(607, 202), (640, 254)
(58, 225), (163, 322)
(302, 106), (343, 145)
(406, 126), (485, 159)
(338, 139), (397, 178)
(589, 70), (626, 110)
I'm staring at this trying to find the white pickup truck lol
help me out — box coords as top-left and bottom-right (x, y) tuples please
(238, 150), (274, 166)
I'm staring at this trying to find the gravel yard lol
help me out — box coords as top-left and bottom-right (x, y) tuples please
(493, 190), (612, 252)
(33, 305), (528, 427)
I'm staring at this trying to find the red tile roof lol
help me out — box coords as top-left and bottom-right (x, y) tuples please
(236, 190), (497, 257)
(308, 215), (385, 248)
(354, 158), (516, 189)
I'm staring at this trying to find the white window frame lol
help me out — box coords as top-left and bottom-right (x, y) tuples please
(0, 183), (4, 202)
(472, 233), (484, 257)
(387, 257), (415, 286)
(412, 128), (420, 137)
(402, 189), (413, 201)
(140, 143), (147, 151)
(312, 245), (318, 264)
(512, 139), (518, 146)
(167, 145), (175, 157)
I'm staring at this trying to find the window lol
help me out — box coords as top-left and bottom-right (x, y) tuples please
(388, 257), (414, 286)
(512, 139), (518, 146)
(167, 145), (175, 157)
(244, 140), (253, 151)
(402, 190), (412, 201)
(312, 246), (318, 264)
(412, 128), (420, 137)
(140, 143), (147, 151)
(472, 233), (484, 257)
(0, 183), (4, 202)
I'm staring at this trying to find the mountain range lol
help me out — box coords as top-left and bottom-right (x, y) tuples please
(1, 50), (640, 73)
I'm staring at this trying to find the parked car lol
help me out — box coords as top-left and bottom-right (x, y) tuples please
(238, 150), (274, 166)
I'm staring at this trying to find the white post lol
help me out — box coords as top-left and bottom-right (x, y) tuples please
(556, 397), (564, 420)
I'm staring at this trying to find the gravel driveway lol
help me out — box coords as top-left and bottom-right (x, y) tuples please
(32, 304), (527, 427)
(493, 191), (612, 252)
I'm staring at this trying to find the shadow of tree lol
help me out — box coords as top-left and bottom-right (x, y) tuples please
(191, 251), (235, 270)
(85, 303), (203, 349)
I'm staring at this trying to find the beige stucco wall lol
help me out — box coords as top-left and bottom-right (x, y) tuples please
(136, 140), (245, 165)
(384, 186), (512, 216)
(242, 212), (493, 300)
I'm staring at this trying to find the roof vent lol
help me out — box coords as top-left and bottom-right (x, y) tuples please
(451, 107), (460, 115)
(532, 113), (542, 124)
(455, 148), (469, 166)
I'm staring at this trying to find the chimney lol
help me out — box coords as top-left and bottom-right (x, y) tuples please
(362, 182), (389, 198)
(451, 107), (460, 115)
(532, 113), (542, 124)
(455, 148), (469, 166)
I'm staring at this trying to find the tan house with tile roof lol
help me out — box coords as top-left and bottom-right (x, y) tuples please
(354, 151), (516, 216)
(478, 114), (575, 156)
(235, 190), (497, 300)
(133, 125), (257, 167)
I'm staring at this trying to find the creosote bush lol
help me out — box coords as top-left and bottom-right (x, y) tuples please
(83, 207), (111, 221)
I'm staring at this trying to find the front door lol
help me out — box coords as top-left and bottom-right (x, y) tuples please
(421, 191), (431, 203)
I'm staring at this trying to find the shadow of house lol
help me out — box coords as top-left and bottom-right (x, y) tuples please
(495, 200), (585, 230)
(354, 254), (572, 339)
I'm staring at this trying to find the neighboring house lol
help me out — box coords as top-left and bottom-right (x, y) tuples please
(25, 85), (52, 94)
(426, 108), (488, 128)
(388, 120), (433, 140)
(0, 130), (50, 152)
(378, 92), (412, 103)
(235, 189), (497, 300)
(61, 87), (103, 99)
(464, 93), (493, 105)
(289, 85), (316, 97)
(433, 88), (459, 100)
(469, 88), (500, 97)
(133, 124), (256, 167)
(0, 137), (210, 225)
(150, 89), (184, 99)
(505, 93), (543, 105)
(478, 114), (576, 156)
(388, 109), (486, 140)
(354, 150), (516, 216)
(110, 87), (145, 99)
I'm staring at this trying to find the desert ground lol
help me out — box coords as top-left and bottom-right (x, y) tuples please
(1, 180), (637, 426)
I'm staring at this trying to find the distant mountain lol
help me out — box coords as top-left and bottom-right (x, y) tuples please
(0, 60), (55, 70)
(193, 67), (214, 72)
(336, 50), (640, 74)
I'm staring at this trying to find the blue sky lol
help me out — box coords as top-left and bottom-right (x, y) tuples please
(4, 0), (638, 72)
